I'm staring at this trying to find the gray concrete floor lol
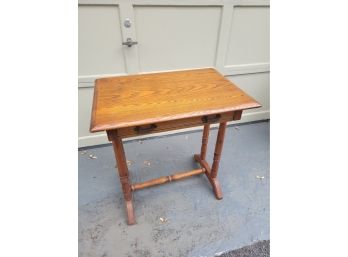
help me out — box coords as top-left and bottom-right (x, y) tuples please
(220, 240), (270, 257)
(79, 121), (269, 257)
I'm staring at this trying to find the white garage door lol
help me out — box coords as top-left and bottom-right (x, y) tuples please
(78, 0), (270, 147)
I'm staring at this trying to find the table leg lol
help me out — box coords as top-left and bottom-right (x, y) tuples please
(209, 122), (227, 199)
(211, 122), (227, 179)
(200, 124), (210, 160)
(194, 122), (226, 200)
(112, 136), (135, 225)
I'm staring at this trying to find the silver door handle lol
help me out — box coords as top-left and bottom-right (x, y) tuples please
(122, 38), (138, 47)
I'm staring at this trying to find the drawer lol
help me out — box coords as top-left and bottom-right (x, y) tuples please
(109, 110), (242, 139)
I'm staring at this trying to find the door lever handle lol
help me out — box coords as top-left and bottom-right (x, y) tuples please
(122, 38), (138, 47)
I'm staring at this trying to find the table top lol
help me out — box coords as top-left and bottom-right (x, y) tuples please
(90, 68), (261, 132)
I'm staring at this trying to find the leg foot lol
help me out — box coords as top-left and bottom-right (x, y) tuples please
(194, 153), (223, 200)
(210, 178), (223, 200)
(125, 200), (136, 225)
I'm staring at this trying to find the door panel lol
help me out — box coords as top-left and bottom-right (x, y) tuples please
(134, 6), (222, 72)
(78, 5), (126, 76)
(225, 6), (270, 66)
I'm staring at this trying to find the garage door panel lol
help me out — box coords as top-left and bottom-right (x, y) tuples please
(134, 6), (222, 72)
(225, 6), (270, 66)
(78, 6), (126, 76)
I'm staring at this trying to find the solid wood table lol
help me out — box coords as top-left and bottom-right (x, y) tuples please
(90, 68), (261, 225)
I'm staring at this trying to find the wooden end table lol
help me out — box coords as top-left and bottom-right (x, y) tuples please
(90, 68), (261, 225)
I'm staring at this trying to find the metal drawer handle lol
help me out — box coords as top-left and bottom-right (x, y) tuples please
(122, 38), (138, 47)
(201, 114), (221, 123)
(134, 124), (157, 134)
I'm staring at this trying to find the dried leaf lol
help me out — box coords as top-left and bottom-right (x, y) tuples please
(89, 154), (97, 159)
(159, 217), (168, 223)
(80, 150), (87, 155)
(256, 175), (265, 180)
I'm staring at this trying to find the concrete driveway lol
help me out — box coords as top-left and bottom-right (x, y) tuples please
(79, 121), (269, 257)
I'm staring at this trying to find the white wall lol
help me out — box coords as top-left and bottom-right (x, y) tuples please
(78, 0), (270, 147)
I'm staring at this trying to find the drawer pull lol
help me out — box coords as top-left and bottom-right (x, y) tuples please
(134, 124), (157, 134)
(201, 114), (221, 123)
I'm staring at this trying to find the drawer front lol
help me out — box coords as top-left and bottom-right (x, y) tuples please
(113, 110), (242, 138)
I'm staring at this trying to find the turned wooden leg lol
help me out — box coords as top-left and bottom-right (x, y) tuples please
(208, 122), (227, 199)
(112, 136), (136, 225)
(194, 122), (226, 200)
(200, 124), (210, 160)
(211, 122), (227, 179)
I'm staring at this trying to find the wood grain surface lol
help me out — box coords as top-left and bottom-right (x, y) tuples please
(90, 68), (261, 132)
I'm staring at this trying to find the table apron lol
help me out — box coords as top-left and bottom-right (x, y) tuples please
(108, 110), (242, 139)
